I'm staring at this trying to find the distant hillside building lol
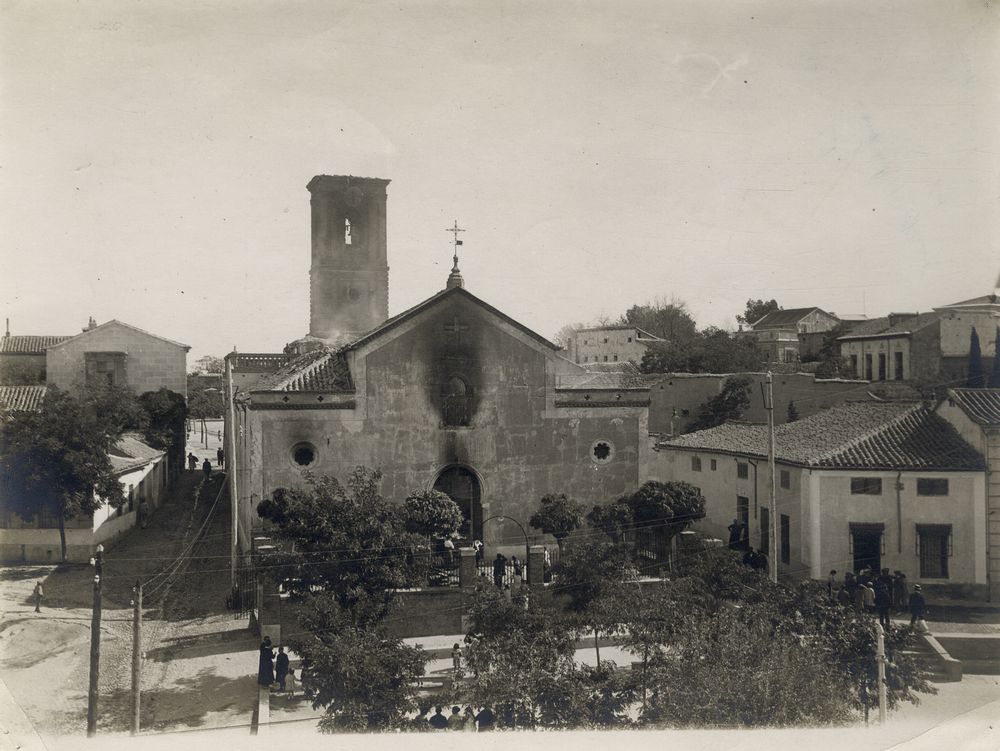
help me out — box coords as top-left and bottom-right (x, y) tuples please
(569, 325), (663, 365)
(744, 307), (841, 364)
(838, 291), (999, 385)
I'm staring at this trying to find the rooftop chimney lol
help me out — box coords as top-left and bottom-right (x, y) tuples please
(83, 316), (97, 332)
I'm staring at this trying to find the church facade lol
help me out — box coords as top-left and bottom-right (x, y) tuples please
(226, 175), (652, 553)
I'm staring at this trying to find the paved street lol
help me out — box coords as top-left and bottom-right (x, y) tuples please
(0, 462), (259, 744)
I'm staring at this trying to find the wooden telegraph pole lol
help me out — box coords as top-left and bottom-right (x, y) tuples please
(131, 579), (143, 735)
(765, 372), (778, 584)
(86, 544), (104, 736)
(875, 622), (887, 724)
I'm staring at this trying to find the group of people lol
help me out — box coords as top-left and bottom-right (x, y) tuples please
(187, 447), (225, 475)
(414, 705), (496, 731)
(257, 636), (300, 697)
(831, 567), (926, 629)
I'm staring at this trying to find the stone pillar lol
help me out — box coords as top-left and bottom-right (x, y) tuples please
(458, 547), (477, 590)
(528, 545), (546, 590)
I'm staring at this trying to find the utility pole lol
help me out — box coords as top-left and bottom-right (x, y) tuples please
(875, 622), (887, 725)
(225, 353), (238, 588)
(131, 579), (142, 735)
(765, 372), (778, 584)
(86, 544), (104, 737)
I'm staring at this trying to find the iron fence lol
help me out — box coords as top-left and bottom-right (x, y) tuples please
(228, 555), (257, 618)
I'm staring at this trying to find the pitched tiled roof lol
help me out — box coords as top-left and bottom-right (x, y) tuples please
(257, 348), (353, 392)
(109, 433), (165, 474)
(0, 335), (71, 354)
(346, 286), (560, 352)
(0, 384), (47, 414)
(752, 307), (832, 329)
(947, 389), (1000, 426)
(576, 325), (663, 340)
(49, 320), (190, 351)
(936, 293), (1000, 309)
(660, 401), (983, 470)
(838, 312), (940, 340)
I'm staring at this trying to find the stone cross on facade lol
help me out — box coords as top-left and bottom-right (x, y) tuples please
(443, 315), (469, 338)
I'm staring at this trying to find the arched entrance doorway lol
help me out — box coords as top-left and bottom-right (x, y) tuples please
(433, 465), (483, 542)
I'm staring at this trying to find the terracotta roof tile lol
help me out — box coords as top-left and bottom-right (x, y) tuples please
(838, 312), (941, 340)
(947, 388), (1000, 426)
(257, 349), (353, 392)
(751, 307), (832, 328)
(0, 335), (72, 354)
(660, 401), (983, 471)
(0, 384), (47, 414)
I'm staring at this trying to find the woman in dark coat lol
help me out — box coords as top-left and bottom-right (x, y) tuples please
(258, 636), (275, 686)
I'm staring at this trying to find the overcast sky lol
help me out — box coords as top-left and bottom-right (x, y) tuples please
(2, 0), (998, 364)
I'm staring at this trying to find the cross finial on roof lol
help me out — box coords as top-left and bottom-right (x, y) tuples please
(445, 220), (467, 289)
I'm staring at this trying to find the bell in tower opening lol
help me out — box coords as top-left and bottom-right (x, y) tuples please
(303, 175), (390, 347)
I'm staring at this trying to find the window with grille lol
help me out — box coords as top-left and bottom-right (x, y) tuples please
(917, 478), (949, 496)
(737, 462), (749, 479)
(916, 524), (951, 578)
(850, 477), (882, 495)
(780, 469), (790, 489)
(710, 459), (717, 471)
(691, 456), (702, 472)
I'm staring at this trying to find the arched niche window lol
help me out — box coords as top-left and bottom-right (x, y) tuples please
(344, 216), (361, 247)
(441, 375), (472, 427)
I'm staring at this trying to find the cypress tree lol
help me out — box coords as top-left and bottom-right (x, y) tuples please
(991, 328), (1000, 388)
(967, 327), (984, 388)
(786, 400), (799, 422)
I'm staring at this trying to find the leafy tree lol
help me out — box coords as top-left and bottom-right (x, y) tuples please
(991, 328), (1000, 388)
(620, 298), (698, 344)
(627, 481), (706, 571)
(187, 387), (224, 419)
(968, 327), (984, 387)
(462, 587), (580, 728)
(256, 468), (429, 611)
(401, 489), (463, 539)
(640, 328), (760, 374)
(529, 493), (585, 555)
(77, 379), (149, 437)
(256, 467), (433, 729)
(290, 593), (426, 731)
(555, 537), (636, 662)
(685, 375), (753, 432)
(552, 322), (585, 352)
(138, 388), (188, 469)
(192, 355), (224, 374)
(737, 298), (780, 326)
(586, 498), (633, 544)
(786, 400), (799, 422)
(0, 386), (125, 561)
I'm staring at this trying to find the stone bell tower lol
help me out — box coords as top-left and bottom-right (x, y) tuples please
(306, 174), (390, 344)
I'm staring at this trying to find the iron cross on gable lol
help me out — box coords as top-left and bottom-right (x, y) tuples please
(446, 219), (465, 270)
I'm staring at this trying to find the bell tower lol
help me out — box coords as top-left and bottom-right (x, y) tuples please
(306, 174), (390, 343)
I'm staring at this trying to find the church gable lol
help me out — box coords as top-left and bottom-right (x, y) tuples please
(360, 291), (556, 430)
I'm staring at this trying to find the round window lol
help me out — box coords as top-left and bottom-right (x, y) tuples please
(291, 442), (317, 467)
(591, 440), (614, 464)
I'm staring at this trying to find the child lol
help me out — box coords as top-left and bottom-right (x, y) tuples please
(452, 643), (462, 672)
(284, 668), (298, 700)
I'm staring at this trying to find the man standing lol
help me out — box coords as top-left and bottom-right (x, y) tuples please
(202, 458), (212, 481)
(188, 452), (198, 471)
(275, 646), (290, 691)
(874, 582), (892, 629)
(909, 583), (926, 628)
(217, 446), (225, 468)
(727, 518), (743, 550)
(492, 553), (507, 589)
(33, 581), (43, 613)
